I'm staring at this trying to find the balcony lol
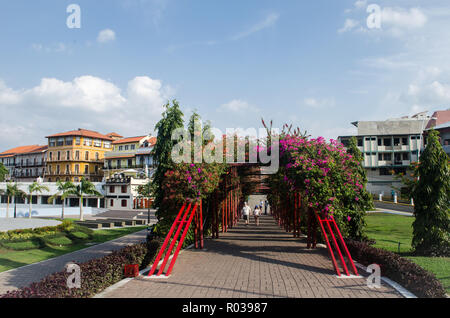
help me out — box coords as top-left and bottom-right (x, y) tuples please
(47, 158), (103, 163)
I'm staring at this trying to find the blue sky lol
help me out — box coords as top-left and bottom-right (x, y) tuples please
(1, 0), (450, 149)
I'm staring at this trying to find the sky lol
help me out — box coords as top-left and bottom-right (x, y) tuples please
(1, 0), (450, 150)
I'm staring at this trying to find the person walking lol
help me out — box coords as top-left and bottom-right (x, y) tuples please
(253, 205), (261, 226)
(242, 202), (251, 226)
(264, 200), (269, 215)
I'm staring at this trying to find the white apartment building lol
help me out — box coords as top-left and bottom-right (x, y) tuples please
(338, 112), (432, 196)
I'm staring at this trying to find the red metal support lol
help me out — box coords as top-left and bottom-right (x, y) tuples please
(199, 199), (204, 249)
(324, 219), (349, 276)
(331, 218), (358, 275)
(315, 212), (341, 276)
(166, 203), (199, 276)
(147, 202), (188, 276)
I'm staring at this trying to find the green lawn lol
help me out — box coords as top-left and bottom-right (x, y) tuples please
(0, 225), (147, 273)
(366, 213), (450, 294)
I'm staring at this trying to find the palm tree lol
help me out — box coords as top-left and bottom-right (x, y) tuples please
(26, 181), (49, 218)
(67, 178), (102, 221)
(48, 180), (75, 219)
(8, 183), (26, 218)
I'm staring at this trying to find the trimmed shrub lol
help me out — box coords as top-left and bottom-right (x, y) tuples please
(43, 234), (73, 246)
(346, 239), (447, 298)
(0, 220), (74, 241)
(0, 238), (43, 251)
(68, 231), (90, 241)
(1, 239), (162, 298)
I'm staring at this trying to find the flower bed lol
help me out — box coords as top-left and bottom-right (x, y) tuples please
(345, 239), (447, 298)
(0, 239), (161, 298)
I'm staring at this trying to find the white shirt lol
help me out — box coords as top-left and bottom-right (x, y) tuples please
(242, 206), (250, 216)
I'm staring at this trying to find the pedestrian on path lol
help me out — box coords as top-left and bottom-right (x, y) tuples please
(242, 202), (250, 226)
(253, 205), (261, 226)
(264, 200), (269, 215)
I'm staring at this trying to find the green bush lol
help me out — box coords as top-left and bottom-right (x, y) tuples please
(0, 239), (43, 251)
(68, 231), (90, 241)
(43, 234), (73, 246)
(0, 220), (74, 241)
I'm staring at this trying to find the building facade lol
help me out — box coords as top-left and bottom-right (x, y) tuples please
(13, 145), (48, 181)
(103, 135), (155, 177)
(104, 173), (150, 210)
(0, 145), (48, 181)
(338, 112), (432, 195)
(45, 129), (114, 182)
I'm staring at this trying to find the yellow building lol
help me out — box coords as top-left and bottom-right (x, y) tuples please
(45, 129), (115, 182)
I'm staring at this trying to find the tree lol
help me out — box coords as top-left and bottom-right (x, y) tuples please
(411, 130), (450, 256)
(6, 183), (27, 218)
(0, 163), (8, 182)
(151, 100), (184, 212)
(48, 180), (76, 219)
(66, 178), (102, 221)
(27, 181), (49, 218)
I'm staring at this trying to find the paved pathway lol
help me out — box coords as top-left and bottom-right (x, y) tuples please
(0, 218), (62, 232)
(99, 215), (402, 298)
(0, 229), (147, 295)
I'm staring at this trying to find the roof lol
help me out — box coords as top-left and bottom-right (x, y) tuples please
(426, 109), (450, 129)
(106, 132), (123, 138)
(0, 145), (48, 158)
(426, 121), (450, 131)
(46, 128), (113, 141)
(105, 154), (135, 159)
(112, 136), (148, 145)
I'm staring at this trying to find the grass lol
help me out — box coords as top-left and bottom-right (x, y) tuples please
(0, 225), (147, 273)
(366, 213), (450, 294)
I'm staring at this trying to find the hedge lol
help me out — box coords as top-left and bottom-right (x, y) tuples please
(346, 239), (447, 298)
(1, 239), (162, 298)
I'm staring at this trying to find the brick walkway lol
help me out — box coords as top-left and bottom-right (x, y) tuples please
(0, 229), (147, 295)
(99, 215), (402, 298)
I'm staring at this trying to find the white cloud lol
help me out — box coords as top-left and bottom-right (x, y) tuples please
(338, 19), (360, 33)
(0, 76), (173, 150)
(31, 42), (69, 53)
(97, 29), (116, 43)
(303, 97), (335, 108)
(382, 7), (427, 30)
(219, 99), (259, 113)
(231, 12), (279, 40)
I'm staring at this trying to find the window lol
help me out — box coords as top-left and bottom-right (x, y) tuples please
(125, 145), (129, 150)
(110, 186), (115, 193)
(85, 151), (89, 160)
(104, 142), (111, 149)
(84, 165), (88, 174)
(384, 153), (392, 161)
(84, 138), (92, 146)
(74, 177), (79, 182)
(56, 165), (60, 174)
(378, 139), (382, 146)
(57, 151), (61, 161)
(49, 152), (53, 160)
(131, 145), (135, 150)
(110, 199), (114, 207)
(394, 138), (400, 146)
(121, 200), (127, 207)
(66, 165), (70, 174)
(66, 151), (70, 160)
(127, 159), (132, 167)
(94, 139), (101, 147)
(95, 165), (99, 173)
(402, 153), (409, 160)
(402, 137), (408, 145)
(121, 185), (127, 193)
(65, 137), (73, 146)
(378, 154), (382, 161)
(119, 146), (123, 151)
(75, 151), (80, 160)
(74, 164), (79, 174)
(49, 138), (56, 147)
(49, 166), (52, 174)
(57, 138), (64, 146)
(357, 139), (363, 147)
(95, 152), (99, 160)
(379, 168), (392, 176)
(75, 137), (81, 145)
(384, 138), (391, 146)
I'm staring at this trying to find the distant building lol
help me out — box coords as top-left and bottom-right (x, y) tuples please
(338, 112), (433, 195)
(45, 128), (114, 182)
(0, 145), (47, 181)
(104, 173), (150, 210)
(104, 135), (156, 178)
(425, 121), (450, 157)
